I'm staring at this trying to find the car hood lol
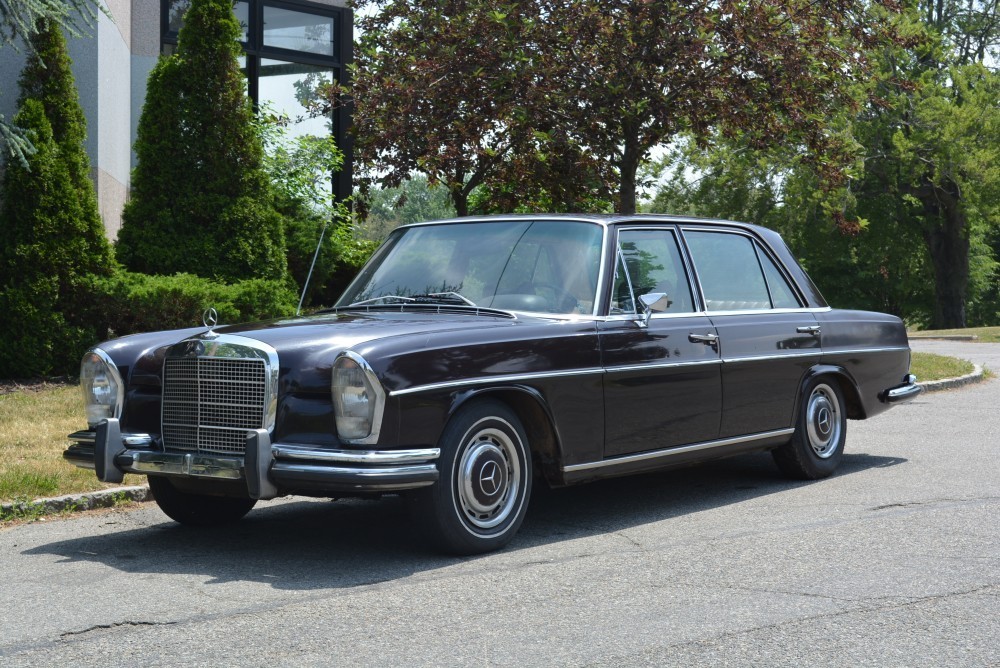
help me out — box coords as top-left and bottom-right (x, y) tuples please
(123, 309), (522, 393)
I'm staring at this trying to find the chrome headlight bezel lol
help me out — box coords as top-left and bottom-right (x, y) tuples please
(80, 348), (124, 429)
(331, 351), (385, 445)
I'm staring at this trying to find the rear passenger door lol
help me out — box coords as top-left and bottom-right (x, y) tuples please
(682, 229), (821, 439)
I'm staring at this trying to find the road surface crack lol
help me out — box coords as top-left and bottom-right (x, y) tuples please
(60, 620), (176, 639)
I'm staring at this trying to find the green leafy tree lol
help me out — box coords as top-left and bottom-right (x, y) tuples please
(363, 175), (457, 239)
(116, 0), (287, 282)
(342, 0), (905, 216)
(648, 2), (1000, 328)
(16, 18), (111, 265)
(340, 1), (547, 217)
(858, 0), (1000, 328)
(540, 0), (907, 214)
(0, 0), (103, 166)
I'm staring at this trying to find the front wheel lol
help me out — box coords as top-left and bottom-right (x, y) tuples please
(772, 378), (847, 480)
(412, 399), (532, 555)
(148, 475), (257, 526)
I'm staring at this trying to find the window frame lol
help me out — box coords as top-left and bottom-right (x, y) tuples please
(680, 226), (807, 313)
(160, 0), (353, 201)
(607, 225), (700, 319)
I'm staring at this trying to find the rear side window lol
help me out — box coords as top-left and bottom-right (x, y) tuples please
(685, 231), (800, 311)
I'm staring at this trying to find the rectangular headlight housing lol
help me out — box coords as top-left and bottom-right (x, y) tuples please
(331, 351), (385, 444)
(80, 348), (123, 428)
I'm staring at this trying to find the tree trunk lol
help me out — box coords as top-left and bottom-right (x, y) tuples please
(618, 127), (641, 215)
(452, 189), (469, 217)
(917, 181), (969, 329)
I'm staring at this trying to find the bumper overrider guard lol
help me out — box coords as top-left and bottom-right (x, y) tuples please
(64, 418), (441, 500)
(882, 374), (922, 403)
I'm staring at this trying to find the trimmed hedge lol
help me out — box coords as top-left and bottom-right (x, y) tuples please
(87, 272), (299, 340)
(0, 271), (298, 379)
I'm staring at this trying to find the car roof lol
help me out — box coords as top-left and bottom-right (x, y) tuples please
(397, 213), (768, 234)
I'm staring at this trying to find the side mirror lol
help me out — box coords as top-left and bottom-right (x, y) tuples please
(636, 292), (668, 328)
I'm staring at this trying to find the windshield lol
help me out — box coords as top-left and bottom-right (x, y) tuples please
(337, 220), (604, 315)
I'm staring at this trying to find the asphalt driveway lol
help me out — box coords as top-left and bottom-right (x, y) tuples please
(0, 340), (996, 666)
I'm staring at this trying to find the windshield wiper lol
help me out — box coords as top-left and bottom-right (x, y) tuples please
(347, 295), (416, 306)
(347, 292), (477, 307)
(417, 291), (477, 306)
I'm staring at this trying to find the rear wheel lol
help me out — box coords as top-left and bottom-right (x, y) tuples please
(148, 475), (257, 526)
(772, 378), (846, 480)
(412, 399), (532, 555)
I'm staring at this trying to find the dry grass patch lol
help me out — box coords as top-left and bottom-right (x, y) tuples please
(0, 383), (141, 502)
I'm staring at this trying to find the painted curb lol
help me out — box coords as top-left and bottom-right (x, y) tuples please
(908, 334), (979, 341)
(918, 364), (985, 393)
(1, 485), (150, 520)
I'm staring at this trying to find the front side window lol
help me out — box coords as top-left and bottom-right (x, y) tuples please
(338, 221), (604, 315)
(611, 229), (695, 315)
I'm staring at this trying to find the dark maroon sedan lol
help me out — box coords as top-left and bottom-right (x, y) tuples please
(66, 215), (920, 553)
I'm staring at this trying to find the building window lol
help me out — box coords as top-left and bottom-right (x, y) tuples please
(162, 0), (352, 200)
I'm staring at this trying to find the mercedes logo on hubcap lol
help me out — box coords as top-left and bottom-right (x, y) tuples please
(479, 460), (502, 497)
(817, 407), (831, 435)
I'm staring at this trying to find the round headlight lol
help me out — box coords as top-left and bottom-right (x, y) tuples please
(80, 349), (123, 428)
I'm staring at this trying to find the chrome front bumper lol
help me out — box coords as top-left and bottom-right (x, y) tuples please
(64, 419), (440, 499)
(883, 374), (923, 403)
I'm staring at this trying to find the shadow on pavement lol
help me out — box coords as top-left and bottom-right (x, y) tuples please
(25, 451), (906, 590)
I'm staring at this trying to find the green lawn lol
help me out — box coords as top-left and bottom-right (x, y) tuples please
(909, 326), (1000, 342)
(909, 352), (975, 382)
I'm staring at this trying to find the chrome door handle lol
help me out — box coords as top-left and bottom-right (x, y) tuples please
(796, 325), (821, 335)
(689, 333), (719, 350)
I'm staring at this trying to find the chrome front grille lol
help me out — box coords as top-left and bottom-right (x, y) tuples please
(162, 356), (268, 455)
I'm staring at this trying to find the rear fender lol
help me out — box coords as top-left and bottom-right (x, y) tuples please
(795, 364), (866, 422)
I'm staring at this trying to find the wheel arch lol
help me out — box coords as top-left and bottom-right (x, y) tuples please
(798, 364), (866, 421)
(448, 386), (565, 485)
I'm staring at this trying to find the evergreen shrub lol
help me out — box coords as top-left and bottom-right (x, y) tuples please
(87, 272), (298, 338)
(0, 98), (108, 378)
(116, 0), (287, 282)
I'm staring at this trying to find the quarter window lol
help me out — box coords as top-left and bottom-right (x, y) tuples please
(758, 250), (801, 308)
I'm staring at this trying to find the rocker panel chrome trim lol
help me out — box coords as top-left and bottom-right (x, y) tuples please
(562, 428), (796, 473)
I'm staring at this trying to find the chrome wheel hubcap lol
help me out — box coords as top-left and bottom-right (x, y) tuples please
(806, 384), (841, 459)
(457, 426), (521, 530)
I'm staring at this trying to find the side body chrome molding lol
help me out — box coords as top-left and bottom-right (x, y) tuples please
(562, 428), (795, 474)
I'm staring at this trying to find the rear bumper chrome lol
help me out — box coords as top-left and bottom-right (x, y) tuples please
(883, 374), (922, 403)
(64, 419), (440, 499)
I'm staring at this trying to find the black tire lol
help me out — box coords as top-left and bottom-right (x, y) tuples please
(772, 378), (847, 480)
(148, 475), (257, 527)
(412, 399), (532, 555)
